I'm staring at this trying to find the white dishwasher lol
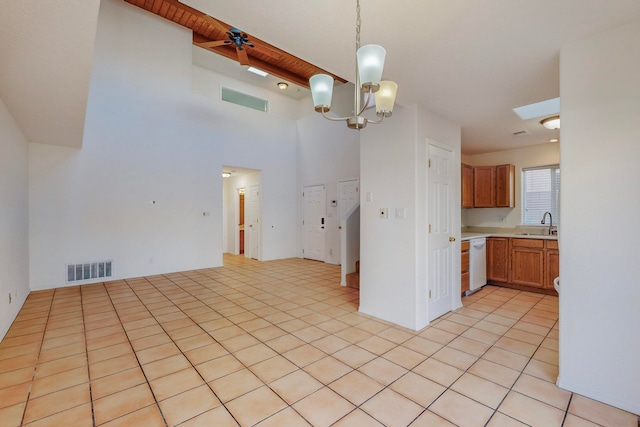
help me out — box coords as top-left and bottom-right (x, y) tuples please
(468, 237), (487, 294)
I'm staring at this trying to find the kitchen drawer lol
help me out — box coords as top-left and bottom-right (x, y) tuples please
(511, 238), (544, 249)
(546, 240), (558, 250)
(461, 271), (470, 293)
(461, 241), (470, 251)
(461, 252), (470, 272)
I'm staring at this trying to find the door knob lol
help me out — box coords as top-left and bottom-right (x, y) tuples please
(449, 237), (456, 242)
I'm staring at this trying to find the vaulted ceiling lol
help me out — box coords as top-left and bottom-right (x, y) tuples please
(2, 1), (640, 154)
(123, 0), (346, 89)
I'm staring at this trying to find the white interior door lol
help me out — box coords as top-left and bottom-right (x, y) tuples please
(338, 179), (359, 266)
(338, 179), (359, 221)
(428, 144), (455, 321)
(246, 183), (260, 260)
(303, 185), (326, 261)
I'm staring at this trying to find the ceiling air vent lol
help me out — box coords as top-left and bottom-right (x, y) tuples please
(512, 130), (529, 136)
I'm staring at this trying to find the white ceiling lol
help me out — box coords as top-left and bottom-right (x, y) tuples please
(2, 1), (640, 154)
(0, 0), (100, 149)
(185, 0), (640, 154)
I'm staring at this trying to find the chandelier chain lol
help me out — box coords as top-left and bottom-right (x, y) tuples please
(356, 0), (361, 50)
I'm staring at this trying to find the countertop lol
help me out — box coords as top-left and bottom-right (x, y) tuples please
(461, 231), (558, 241)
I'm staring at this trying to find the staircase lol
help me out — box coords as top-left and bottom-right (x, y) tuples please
(346, 261), (359, 290)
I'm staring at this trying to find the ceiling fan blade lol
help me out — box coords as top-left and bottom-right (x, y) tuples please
(237, 47), (250, 66)
(199, 40), (230, 48)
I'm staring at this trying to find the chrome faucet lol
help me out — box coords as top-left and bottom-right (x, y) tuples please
(541, 211), (554, 235)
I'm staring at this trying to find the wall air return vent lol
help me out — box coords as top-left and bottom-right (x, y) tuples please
(221, 87), (268, 112)
(66, 261), (112, 283)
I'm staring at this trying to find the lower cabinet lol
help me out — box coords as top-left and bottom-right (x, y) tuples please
(461, 241), (470, 294)
(487, 237), (559, 294)
(545, 240), (559, 289)
(487, 238), (510, 282)
(511, 239), (544, 288)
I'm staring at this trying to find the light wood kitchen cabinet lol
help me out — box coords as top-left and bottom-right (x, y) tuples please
(487, 237), (510, 282)
(461, 241), (470, 294)
(511, 238), (544, 288)
(473, 166), (496, 207)
(468, 164), (515, 208)
(487, 237), (559, 295)
(544, 240), (559, 290)
(495, 164), (515, 208)
(461, 164), (474, 208)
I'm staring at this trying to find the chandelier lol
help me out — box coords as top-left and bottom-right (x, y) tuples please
(308, 0), (398, 130)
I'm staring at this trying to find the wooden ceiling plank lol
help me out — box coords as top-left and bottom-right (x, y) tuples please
(173, 9), (185, 23)
(127, 0), (347, 88)
(167, 4), (178, 21)
(158, 1), (170, 17)
(151, 0), (163, 14)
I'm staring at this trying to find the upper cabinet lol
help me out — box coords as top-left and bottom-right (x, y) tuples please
(473, 166), (496, 207)
(495, 164), (515, 208)
(462, 163), (515, 208)
(461, 164), (474, 208)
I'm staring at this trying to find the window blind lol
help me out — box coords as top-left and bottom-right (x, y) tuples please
(522, 165), (560, 224)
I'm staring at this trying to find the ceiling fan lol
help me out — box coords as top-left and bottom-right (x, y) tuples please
(199, 27), (254, 65)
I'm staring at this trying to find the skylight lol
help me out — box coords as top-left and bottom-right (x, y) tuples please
(513, 97), (560, 120)
(247, 67), (268, 77)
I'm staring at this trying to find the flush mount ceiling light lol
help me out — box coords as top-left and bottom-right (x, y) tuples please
(222, 171), (232, 178)
(277, 82), (288, 90)
(309, 0), (398, 130)
(541, 115), (560, 130)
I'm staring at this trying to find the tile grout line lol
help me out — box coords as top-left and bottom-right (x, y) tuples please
(101, 279), (170, 427)
(148, 269), (332, 426)
(18, 290), (55, 426)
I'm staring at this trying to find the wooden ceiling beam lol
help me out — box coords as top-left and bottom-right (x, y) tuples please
(125, 0), (347, 89)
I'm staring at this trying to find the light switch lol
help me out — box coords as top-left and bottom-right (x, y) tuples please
(395, 208), (406, 219)
(366, 192), (373, 202)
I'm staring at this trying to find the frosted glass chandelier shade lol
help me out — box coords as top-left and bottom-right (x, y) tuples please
(309, 74), (335, 112)
(375, 81), (398, 116)
(357, 44), (386, 89)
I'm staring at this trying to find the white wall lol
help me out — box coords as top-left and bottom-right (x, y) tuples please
(0, 97), (30, 340)
(462, 143), (559, 228)
(359, 104), (461, 330)
(557, 19), (640, 415)
(296, 113), (360, 264)
(28, 0), (297, 290)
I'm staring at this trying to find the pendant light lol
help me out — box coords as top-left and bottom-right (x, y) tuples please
(309, 0), (398, 130)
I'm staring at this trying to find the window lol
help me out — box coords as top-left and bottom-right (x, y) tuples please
(522, 165), (560, 225)
(221, 87), (268, 112)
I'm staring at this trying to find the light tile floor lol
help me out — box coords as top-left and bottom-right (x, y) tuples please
(0, 255), (637, 427)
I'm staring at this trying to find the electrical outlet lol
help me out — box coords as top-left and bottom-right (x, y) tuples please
(329, 248), (333, 256)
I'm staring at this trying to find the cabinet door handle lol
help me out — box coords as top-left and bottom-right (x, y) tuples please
(449, 237), (456, 242)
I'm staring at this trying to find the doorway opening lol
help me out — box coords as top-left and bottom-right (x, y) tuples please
(222, 167), (262, 260)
